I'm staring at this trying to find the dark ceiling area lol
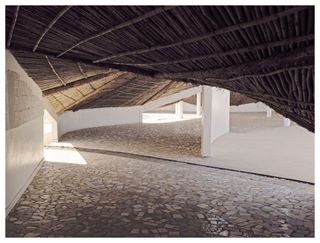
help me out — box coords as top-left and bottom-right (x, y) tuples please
(5, 6), (314, 131)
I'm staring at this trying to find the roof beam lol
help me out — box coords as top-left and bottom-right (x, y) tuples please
(155, 45), (314, 80)
(72, 76), (136, 111)
(33, 6), (71, 52)
(141, 81), (174, 105)
(60, 91), (76, 102)
(205, 65), (314, 83)
(115, 34), (314, 67)
(10, 47), (156, 77)
(57, 73), (127, 114)
(57, 6), (175, 58)
(42, 72), (114, 96)
(7, 6), (20, 48)
(93, 6), (309, 63)
(218, 83), (314, 107)
(45, 56), (66, 86)
(77, 62), (88, 78)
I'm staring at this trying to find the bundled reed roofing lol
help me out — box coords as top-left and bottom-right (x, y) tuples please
(6, 6), (314, 131)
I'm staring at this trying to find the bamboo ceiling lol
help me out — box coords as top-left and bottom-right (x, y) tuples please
(6, 6), (314, 131)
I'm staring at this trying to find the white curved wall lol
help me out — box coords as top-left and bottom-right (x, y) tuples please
(58, 106), (142, 137)
(230, 102), (268, 112)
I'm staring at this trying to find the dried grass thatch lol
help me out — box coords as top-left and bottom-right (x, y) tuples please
(6, 6), (314, 131)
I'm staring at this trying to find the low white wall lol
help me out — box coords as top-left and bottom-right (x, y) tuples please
(230, 102), (268, 113)
(6, 50), (44, 214)
(148, 102), (197, 113)
(58, 106), (142, 137)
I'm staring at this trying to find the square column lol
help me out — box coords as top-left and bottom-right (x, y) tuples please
(283, 117), (291, 127)
(266, 106), (272, 118)
(201, 86), (230, 157)
(196, 92), (202, 116)
(175, 101), (183, 119)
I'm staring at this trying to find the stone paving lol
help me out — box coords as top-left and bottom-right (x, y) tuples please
(58, 113), (290, 160)
(6, 147), (314, 237)
(57, 112), (314, 182)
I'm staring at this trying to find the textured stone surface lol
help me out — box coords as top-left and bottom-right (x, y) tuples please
(6, 148), (314, 237)
(58, 112), (314, 182)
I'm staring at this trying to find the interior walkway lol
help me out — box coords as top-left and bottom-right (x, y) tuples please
(6, 146), (314, 237)
(57, 112), (314, 183)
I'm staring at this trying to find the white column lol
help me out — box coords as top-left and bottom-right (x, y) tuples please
(175, 101), (183, 119)
(266, 106), (272, 118)
(196, 92), (202, 116)
(201, 86), (230, 157)
(283, 117), (291, 127)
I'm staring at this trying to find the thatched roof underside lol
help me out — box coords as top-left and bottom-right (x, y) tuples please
(184, 92), (256, 106)
(6, 6), (314, 131)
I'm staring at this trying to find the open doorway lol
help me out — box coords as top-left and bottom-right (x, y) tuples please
(43, 109), (58, 146)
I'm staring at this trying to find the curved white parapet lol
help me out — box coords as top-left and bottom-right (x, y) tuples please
(58, 106), (143, 138)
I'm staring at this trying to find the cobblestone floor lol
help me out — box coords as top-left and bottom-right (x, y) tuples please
(57, 112), (314, 182)
(60, 113), (279, 160)
(6, 148), (314, 237)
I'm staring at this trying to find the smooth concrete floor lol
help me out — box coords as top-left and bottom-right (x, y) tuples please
(58, 112), (314, 183)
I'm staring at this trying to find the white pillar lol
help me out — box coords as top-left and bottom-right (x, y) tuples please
(283, 117), (291, 127)
(175, 101), (183, 119)
(201, 86), (230, 157)
(266, 106), (272, 118)
(196, 92), (202, 116)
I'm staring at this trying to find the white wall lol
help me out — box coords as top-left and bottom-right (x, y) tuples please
(150, 102), (197, 113)
(6, 50), (44, 214)
(230, 102), (267, 112)
(58, 106), (142, 137)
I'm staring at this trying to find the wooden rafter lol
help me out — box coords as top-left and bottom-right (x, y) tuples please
(60, 91), (76, 102)
(57, 73), (127, 114)
(77, 62), (88, 78)
(45, 56), (66, 86)
(33, 6), (72, 52)
(72, 76), (135, 111)
(7, 6), (20, 48)
(43, 72), (123, 95)
(141, 81), (174, 105)
(51, 93), (65, 112)
(93, 6), (309, 63)
(115, 34), (314, 67)
(196, 78), (314, 107)
(121, 80), (172, 106)
(57, 6), (175, 57)
(155, 45), (314, 80)
(205, 65), (314, 83)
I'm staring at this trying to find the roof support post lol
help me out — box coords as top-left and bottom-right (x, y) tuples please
(283, 117), (291, 127)
(201, 86), (230, 157)
(175, 101), (183, 119)
(266, 106), (272, 118)
(196, 91), (202, 116)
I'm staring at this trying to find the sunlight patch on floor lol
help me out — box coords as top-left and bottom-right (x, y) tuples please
(44, 146), (87, 165)
(143, 112), (200, 124)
